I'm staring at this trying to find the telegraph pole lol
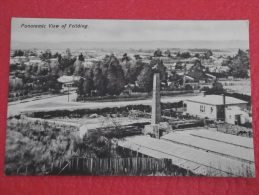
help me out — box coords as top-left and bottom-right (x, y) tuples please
(68, 85), (70, 102)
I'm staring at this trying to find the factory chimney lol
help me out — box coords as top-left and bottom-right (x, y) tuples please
(151, 73), (161, 124)
(222, 94), (226, 122)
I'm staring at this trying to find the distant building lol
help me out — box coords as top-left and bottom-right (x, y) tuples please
(9, 76), (23, 87)
(82, 61), (93, 69)
(184, 94), (248, 122)
(123, 84), (135, 95)
(58, 75), (81, 92)
(10, 58), (19, 65)
(205, 73), (216, 80)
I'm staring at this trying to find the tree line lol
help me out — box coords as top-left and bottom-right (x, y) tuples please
(76, 54), (167, 97)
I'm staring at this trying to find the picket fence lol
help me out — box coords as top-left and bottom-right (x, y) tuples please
(12, 157), (189, 176)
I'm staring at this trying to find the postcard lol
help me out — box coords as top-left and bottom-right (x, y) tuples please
(5, 18), (255, 177)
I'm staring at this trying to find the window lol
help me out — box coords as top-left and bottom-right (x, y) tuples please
(211, 107), (213, 114)
(200, 105), (205, 113)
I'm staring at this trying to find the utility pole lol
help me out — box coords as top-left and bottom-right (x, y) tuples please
(68, 85), (70, 102)
(183, 63), (187, 88)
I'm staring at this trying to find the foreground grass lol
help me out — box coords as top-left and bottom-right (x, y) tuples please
(5, 118), (79, 175)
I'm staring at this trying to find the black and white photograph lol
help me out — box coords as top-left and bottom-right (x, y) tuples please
(5, 18), (255, 177)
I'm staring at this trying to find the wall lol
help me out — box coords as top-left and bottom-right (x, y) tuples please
(225, 111), (236, 125)
(225, 109), (249, 125)
(228, 103), (247, 110)
(185, 101), (217, 119)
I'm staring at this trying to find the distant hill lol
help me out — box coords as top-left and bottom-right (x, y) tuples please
(11, 40), (249, 50)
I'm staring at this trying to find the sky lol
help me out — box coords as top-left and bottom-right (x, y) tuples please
(11, 18), (249, 43)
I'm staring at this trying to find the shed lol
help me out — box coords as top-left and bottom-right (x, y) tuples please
(225, 106), (249, 125)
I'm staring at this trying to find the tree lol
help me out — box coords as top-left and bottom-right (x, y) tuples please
(106, 62), (125, 95)
(82, 70), (93, 96)
(227, 49), (250, 78)
(212, 80), (224, 92)
(59, 57), (77, 75)
(50, 60), (61, 76)
(66, 48), (72, 57)
(121, 59), (144, 84)
(13, 50), (24, 57)
(78, 53), (84, 62)
(181, 52), (191, 58)
(76, 78), (85, 97)
(42, 49), (52, 59)
(121, 53), (130, 62)
(52, 52), (59, 58)
(188, 60), (207, 82)
(92, 64), (106, 95)
(194, 53), (200, 58)
(150, 59), (167, 85)
(136, 64), (153, 92)
(164, 49), (171, 57)
(74, 60), (85, 77)
(154, 49), (162, 57)
(204, 50), (213, 59)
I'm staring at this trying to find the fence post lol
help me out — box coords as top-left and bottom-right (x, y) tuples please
(76, 158), (79, 172)
(33, 165), (36, 175)
(51, 162), (54, 174)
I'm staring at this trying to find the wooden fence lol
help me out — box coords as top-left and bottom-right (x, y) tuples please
(8, 91), (57, 102)
(9, 157), (197, 176)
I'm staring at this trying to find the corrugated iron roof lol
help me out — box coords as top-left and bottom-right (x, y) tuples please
(185, 95), (248, 105)
(118, 135), (255, 177)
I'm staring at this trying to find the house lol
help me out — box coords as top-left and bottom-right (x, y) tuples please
(57, 75), (81, 92)
(123, 84), (135, 94)
(82, 61), (93, 69)
(184, 93), (248, 122)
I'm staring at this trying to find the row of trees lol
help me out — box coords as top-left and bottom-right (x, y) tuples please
(76, 55), (167, 96)
(10, 49), (77, 96)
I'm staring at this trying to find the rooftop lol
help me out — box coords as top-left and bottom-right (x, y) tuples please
(118, 133), (255, 177)
(57, 75), (81, 83)
(185, 95), (248, 106)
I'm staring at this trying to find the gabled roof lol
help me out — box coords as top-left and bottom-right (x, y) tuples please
(185, 95), (248, 106)
(205, 73), (216, 79)
(57, 75), (80, 83)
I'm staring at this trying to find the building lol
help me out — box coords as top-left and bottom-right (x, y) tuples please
(184, 94), (248, 122)
(57, 75), (81, 92)
(9, 76), (23, 87)
(123, 84), (135, 95)
(225, 106), (249, 125)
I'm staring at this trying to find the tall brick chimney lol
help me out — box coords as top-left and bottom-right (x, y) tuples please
(222, 94), (226, 122)
(151, 73), (161, 124)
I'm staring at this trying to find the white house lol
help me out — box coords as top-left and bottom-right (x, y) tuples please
(57, 75), (81, 92)
(184, 94), (248, 123)
(225, 106), (249, 125)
